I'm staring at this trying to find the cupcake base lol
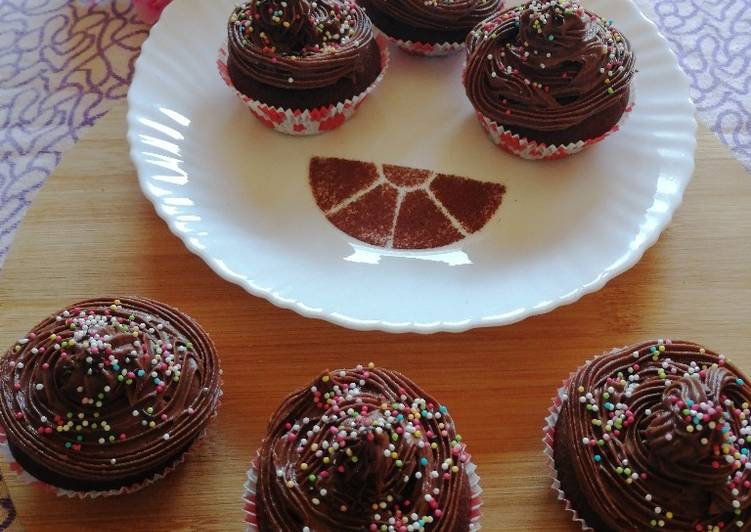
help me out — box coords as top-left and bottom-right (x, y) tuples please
(0, 401), (220, 499)
(358, 0), (469, 47)
(217, 36), (390, 136)
(477, 85), (634, 160)
(242, 451), (484, 530)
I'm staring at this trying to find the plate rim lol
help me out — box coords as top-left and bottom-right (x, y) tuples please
(127, 0), (697, 334)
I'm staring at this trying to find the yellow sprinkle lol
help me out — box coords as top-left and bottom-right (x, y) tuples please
(300, 463), (308, 471)
(666, 512), (673, 519)
(322, 375), (330, 383)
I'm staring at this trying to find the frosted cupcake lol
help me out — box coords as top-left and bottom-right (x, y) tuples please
(548, 340), (751, 530)
(464, 0), (635, 159)
(0, 297), (222, 495)
(244, 364), (482, 530)
(221, 0), (388, 134)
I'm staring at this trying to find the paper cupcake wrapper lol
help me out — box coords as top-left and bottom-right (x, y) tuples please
(217, 35), (390, 136)
(392, 38), (464, 57)
(478, 100), (635, 161)
(242, 449), (483, 530)
(0, 394), (222, 499)
(479, 105), (634, 161)
(543, 347), (630, 530)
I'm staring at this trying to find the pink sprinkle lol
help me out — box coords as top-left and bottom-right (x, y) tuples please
(28, 333), (35, 340)
(319, 471), (329, 479)
(434, 509), (443, 518)
(337, 465), (345, 473)
(42, 363), (49, 370)
(161, 414), (168, 421)
(442, 472), (450, 480)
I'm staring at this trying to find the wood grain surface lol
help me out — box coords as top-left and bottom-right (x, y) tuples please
(0, 102), (749, 531)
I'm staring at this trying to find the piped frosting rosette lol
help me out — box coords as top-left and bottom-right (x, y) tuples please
(545, 340), (751, 531)
(465, 0), (635, 159)
(243, 364), (482, 530)
(0, 297), (222, 497)
(220, 0), (388, 135)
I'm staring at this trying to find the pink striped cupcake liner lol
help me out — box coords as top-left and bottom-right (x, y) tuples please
(392, 38), (464, 57)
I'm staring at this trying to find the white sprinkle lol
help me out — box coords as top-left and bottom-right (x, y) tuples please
(110, 458), (117, 465)
(35, 384), (44, 391)
(163, 433), (170, 441)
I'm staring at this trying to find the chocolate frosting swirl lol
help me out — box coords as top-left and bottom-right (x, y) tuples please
(228, 0), (377, 90)
(0, 297), (222, 488)
(364, 0), (501, 33)
(465, 0), (635, 130)
(255, 365), (472, 531)
(559, 340), (751, 530)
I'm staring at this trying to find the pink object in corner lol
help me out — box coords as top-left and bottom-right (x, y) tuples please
(133, 0), (173, 25)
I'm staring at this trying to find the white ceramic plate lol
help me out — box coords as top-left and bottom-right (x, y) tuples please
(127, 0), (696, 333)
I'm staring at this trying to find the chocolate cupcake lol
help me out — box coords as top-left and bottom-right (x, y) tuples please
(548, 340), (751, 531)
(0, 297), (222, 495)
(221, 0), (388, 135)
(359, 0), (502, 56)
(243, 364), (481, 530)
(464, 0), (635, 159)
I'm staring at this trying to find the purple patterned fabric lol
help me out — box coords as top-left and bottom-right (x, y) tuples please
(0, 0), (749, 270)
(635, 0), (751, 173)
(0, 0), (148, 265)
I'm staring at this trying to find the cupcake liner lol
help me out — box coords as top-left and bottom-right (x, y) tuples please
(392, 38), (464, 57)
(217, 35), (390, 136)
(477, 91), (635, 160)
(543, 348), (627, 530)
(0, 394), (222, 499)
(242, 449), (483, 530)
(543, 378), (593, 531)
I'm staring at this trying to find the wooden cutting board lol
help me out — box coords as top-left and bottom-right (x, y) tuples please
(0, 102), (749, 531)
